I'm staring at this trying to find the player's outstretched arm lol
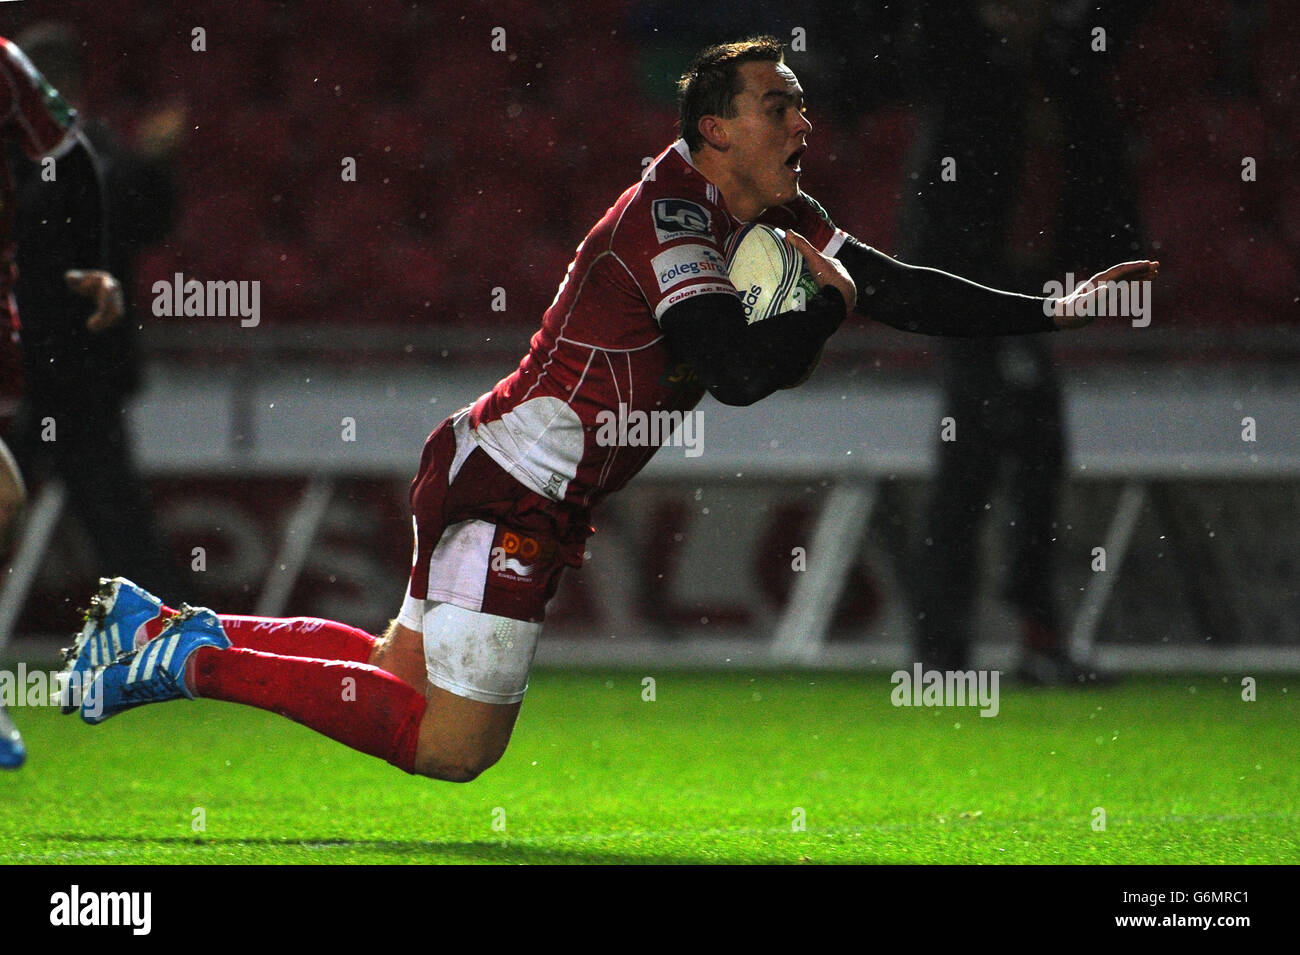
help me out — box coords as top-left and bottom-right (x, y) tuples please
(834, 236), (1157, 336)
(1051, 260), (1159, 329)
(661, 284), (849, 406)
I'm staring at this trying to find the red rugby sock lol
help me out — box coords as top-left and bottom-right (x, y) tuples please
(211, 615), (378, 661)
(145, 611), (377, 663)
(142, 609), (173, 641)
(188, 648), (424, 773)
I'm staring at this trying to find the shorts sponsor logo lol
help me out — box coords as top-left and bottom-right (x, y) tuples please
(652, 198), (711, 242)
(490, 531), (554, 583)
(503, 557), (534, 576)
(652, 244), (727, 293)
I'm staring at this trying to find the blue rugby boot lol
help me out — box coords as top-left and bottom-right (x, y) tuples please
(60, 577), (165, 714)
(80, 606), (230, 725)
(0, 705), (24, 769)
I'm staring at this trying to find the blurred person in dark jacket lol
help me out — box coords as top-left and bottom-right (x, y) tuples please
(902, 0), (1146, 684)
(7, 23), (183, 598)
(0, 30), (124, 770)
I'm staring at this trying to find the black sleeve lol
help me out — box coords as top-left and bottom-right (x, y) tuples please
(13, 132), (106, 288)
(12, 131), (108, 399)
(660, 286), (847, 407)
(85, 121), (179, 250)
(836, 235), (1058, 336)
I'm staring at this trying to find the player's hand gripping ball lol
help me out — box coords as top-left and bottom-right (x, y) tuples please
(724, 223), (821, 323)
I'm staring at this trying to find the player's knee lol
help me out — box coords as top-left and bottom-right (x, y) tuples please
(422, 763), (482, 784)
(413, 728), (510, 782)
(413, 746), (503, 783)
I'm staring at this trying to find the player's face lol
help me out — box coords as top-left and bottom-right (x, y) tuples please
(722, 61), (812, 213)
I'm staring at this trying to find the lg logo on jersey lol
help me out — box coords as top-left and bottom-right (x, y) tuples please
(652, 198), (711, 243)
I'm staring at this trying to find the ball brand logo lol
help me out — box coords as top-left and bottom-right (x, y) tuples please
(739, 283), (764, 319)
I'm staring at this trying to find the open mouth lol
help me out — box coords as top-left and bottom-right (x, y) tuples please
(785, 145), (806, 173)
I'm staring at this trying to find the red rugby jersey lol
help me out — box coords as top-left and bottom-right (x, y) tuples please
(469, 139), (847, 510)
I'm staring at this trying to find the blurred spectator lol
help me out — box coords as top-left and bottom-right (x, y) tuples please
(900, 1), (1146, 683)
(0, 435), (22, 561)
(6, 23), (182, 598)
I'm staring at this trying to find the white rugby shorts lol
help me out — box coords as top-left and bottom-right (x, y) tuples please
(398, 582), (542, 705)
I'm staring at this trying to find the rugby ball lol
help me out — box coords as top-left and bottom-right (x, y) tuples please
(724, 223), (819, 324)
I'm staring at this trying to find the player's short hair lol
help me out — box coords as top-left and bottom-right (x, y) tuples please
(677, 36), (785, 151)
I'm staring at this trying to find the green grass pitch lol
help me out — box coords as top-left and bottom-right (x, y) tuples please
(2, 668), (1297, 864)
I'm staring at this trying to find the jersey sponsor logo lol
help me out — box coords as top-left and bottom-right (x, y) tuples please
(651, 244), (727, 293)
(653, 280), (735, 321)
(660, 360), (701, 388)
(652, 198), (712, 243)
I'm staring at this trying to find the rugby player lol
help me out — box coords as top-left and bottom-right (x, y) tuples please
(62, 37), (1155, 781)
